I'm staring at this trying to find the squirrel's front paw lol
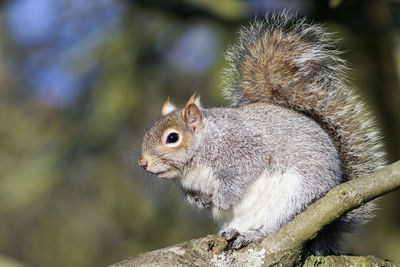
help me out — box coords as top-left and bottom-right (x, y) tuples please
(186, 192), (212, 209)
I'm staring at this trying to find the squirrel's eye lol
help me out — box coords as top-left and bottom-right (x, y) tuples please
(163, 129), (182, 147)
(166, 132), (179, 144)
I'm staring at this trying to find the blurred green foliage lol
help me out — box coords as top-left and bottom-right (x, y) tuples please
(0, 1), (399, 267)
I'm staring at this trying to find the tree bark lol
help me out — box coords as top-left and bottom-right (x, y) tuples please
(110, 160), (400, 267)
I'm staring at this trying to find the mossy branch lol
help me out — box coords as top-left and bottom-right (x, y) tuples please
(110, 160), (400, 267)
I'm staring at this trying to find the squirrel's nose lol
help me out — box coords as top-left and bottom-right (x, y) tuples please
(138, 157), (148, 169)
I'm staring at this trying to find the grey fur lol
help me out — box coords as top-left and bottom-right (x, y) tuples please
(140, 12), (386, 256)
(196, 105), (344, 253)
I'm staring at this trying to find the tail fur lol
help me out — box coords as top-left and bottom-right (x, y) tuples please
(223, 12), (386, 254)
(224, 11), (386, 181)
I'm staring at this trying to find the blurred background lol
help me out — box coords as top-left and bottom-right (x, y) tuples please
(0, 0), (399, 266)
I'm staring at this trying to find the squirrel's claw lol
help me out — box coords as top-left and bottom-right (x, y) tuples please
(220, 228), (240, 241)
(232, 235), (252, 249)
(220, 228), (262, 250)
(186, 191), (212, 209)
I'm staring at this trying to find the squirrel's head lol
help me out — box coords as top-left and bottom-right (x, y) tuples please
(139, 94), (204, 179)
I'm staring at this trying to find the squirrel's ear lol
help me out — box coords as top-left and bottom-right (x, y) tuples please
(183, 95), (203, 133)
(185, 93), (202, 109)
(162, 97), (177, 116)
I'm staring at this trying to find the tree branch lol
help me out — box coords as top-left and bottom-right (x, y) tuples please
(110, 160), (400, 267)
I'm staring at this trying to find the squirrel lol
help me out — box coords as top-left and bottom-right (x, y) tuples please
(138, 12), (386, 255)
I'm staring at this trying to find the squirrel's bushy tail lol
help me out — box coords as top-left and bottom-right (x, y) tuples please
(224, 11), (386, 181)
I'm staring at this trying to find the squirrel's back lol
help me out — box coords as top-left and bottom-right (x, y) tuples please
(224, 12), (386, 181)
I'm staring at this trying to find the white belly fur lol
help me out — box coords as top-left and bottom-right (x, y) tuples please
(213, 170), (302, 234)
(179, 165), (218, 195)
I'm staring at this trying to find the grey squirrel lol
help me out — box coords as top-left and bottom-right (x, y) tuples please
(138, 12), (386, 255)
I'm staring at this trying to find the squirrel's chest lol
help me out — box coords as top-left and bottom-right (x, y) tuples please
(179, 165), (218, 195)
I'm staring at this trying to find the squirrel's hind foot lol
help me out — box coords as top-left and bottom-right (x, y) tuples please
(220, 228), (240, 241)
(220, 228), (263, 250)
